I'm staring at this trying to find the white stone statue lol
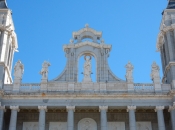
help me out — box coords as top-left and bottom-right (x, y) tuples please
(83, 55), (92, 82)
(14, 60), (24, 80)
(125, 61), (134, 83)
(40, 61), (51, 80)
(150, 62), (160, 82)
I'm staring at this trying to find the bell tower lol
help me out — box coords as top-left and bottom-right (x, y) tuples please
(157, 0), (175, 89)
(0, 0), (18, 88)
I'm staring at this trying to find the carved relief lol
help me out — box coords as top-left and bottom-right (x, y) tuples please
(108, 122), (125, 130)
(23, 122), (38, 130)
(49, 122), (67, 130)
(78, 118), (97, 130)
(136, 122), (152, 130)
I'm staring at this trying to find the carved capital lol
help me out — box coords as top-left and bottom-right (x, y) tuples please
(99, 106), (108, 112)
(168, 102), (175, 112)
(127, 106), (136, 112)
(66, 106), (75, 112)
(38, 106), (47, 112)
(0, 102), (6, 112)
(10, 106), (20, 112)
(155, 106), (164, 112)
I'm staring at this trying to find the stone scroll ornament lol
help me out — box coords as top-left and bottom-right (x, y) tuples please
(125, 61), (134, 83)
(40, 61), (51, 80)
(83, 55), (92, 82)
(14, 60), (24, 80)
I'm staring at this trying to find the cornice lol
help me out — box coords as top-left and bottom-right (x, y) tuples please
(63, 41), (111, 51)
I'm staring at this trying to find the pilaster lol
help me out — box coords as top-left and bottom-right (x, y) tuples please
(155, 106), (165, 130)
(127, 106), (136, 130)
(66, 106), (75, 130)
(9, 106), (19, 130)
(169, 102), (175, 130)
(0, 103), (5, 130)
(38, 106), (47, 130)
(99, 106), (108, 130)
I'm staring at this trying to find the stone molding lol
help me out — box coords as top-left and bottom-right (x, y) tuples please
(66, 106), (75, 112)
(99, 106), (108, 112)
(162, 62), (175, 83)
(10, 106), (20, 112)
(155, 106), (164, 112)
(168, 102), (175, 112)
(38, 106), (47, 112)
(127, 106), (136, 112)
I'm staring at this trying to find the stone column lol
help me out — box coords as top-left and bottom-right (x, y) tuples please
(9, 106), (20, 130)
(127, 106), (136, 130)
(66, 106), (75, 130)
(99, 106), (108, 130)
(0, 104), (5, 130)
(38, 106), (47, 130)
(155, 106), (165, 130)
(169, 102), (175, 130)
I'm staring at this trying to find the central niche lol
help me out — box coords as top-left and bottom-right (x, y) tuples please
(78, 118), (97, 130)
(78, 54), (96, 82)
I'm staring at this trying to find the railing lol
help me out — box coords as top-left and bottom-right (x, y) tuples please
(20, 83), (40, 92)
(134, 83), (154, 92)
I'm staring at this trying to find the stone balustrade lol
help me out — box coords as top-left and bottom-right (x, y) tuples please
(3, 82), (171, 94)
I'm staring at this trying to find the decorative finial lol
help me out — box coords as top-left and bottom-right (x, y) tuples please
(101, 39), (105, 44)
(85, 24), (89, 28)
(70, 39), (74, 44)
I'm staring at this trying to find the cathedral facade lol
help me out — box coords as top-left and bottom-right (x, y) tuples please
(0, 0), (175, 130)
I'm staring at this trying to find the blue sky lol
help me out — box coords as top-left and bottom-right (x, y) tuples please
(8, 0), (167, 83)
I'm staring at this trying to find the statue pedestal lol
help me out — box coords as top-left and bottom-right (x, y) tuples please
(83, 77), (92, 83)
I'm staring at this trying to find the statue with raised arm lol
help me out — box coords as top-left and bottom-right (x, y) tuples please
(40, 61), (51, 80)
(14, 60), (24, 80)
(125, 61), (134, 83)
(150, 62), (160, 83)
(83, 55), (92, 82)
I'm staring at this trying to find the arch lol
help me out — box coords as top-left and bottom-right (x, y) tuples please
(78, 118), (97, 130)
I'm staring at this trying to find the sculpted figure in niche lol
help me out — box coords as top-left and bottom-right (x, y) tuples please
(40, 61), (51, 80)
(14, 60), (24, 80)
(83, 55), (92, 82)
(150, 62), (160, 81)
(125, 61), (134, 83)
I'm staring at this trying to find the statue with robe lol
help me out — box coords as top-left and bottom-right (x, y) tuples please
(83, 55), (92, 82)
(125, 61), (134, 83)
(40, 61), (51, 80)
(14, 60), (24, 80)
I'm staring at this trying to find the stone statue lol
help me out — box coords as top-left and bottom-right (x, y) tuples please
(40, 61), (51, 80)
(14, 60), (24, 80)
(150, 62), (160, 81)
(125, 61), (134, 83)
(83, 55), (92, 82)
